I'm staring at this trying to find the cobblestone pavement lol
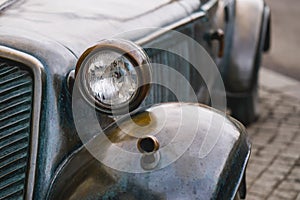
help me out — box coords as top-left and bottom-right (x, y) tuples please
(246, 86), (300, 200)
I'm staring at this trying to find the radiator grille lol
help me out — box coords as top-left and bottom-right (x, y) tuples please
(142, 42), (206, 106)
(0, 59), (33, 200)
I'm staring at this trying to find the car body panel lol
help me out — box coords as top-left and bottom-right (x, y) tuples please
(0, 0), (201, 56)
(223, 0), (268, 93)
(47, 103), (250, 200)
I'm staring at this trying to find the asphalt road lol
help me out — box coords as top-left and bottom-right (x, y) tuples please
(262, 0), (300, 81)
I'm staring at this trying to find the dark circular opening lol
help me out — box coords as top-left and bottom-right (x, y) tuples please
(137, 136), (159, 153)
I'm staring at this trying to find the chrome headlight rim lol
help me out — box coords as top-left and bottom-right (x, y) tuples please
(75, 39), (151, 115)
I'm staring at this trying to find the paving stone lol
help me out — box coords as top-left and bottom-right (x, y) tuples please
(261, 146), (281, 155)
(268, 162), (292, 175)
(262, 170), (285, 182)
(254, 174), (279, 189)
(273, 155), (297, 166)
(294, 135), (300, 143)
(296, 193), (300, 200)
(272, 106), (294, 116)
(252, 133), (276, 146)
(247, 172), (260, 185)
(272, 189), (298, 199)
(267, 195), (286, 200)
(251, 144), (266, 153)
(248, 183), (272, 199)
(278, 180), (300, 191)
(274, 129), (296, 143)
(247, 162), (267, 179)
(246, 79), (300, 199)
(281, 148), (300, 159)
(290, 167), (300, 178)
(247, 127), (259, 136)
(247, 192), (266, 200)
(246, 173), (256, 185)
(251, 152), (275, 164)
(264, 143), (287, 153)
(251, 121), (281, 130)
(282, 88), (300, 100)
(259, 88), (271, 97)
(295, 159), (300, 167)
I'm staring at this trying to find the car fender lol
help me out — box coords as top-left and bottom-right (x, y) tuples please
(224, 0), (270, 93)
(47, 103), (251, 200)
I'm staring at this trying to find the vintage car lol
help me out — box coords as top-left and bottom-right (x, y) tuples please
(0, 0), (270, 199)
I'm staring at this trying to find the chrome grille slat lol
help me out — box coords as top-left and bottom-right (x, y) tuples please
(0, 108), (30, 122)
(0, 99), (31, 114)
(0, 162), (26, 180)
(0, 117), (30, 132)
(0, 133), (28, 153)
(0, 149), (27, 170)
(0, 59), (33, 200)
(0, 173), (25, 192)
(0, 189), (23, 200)
(0, 89), (31, 104)
(0, 125), (28, 141)
(0, 72), (28, 86)
(0, 67), (18, 77)
(0, 166), (25, 191)
(0, 80), (31, 95)
(0, 145), (27, 161)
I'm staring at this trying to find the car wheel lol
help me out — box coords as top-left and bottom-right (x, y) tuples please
(227, 82), (259, 126)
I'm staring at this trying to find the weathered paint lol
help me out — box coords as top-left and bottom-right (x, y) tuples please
(47, 103), (250, 200)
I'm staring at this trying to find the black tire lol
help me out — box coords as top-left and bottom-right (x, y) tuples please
(227, 83), (259, 126)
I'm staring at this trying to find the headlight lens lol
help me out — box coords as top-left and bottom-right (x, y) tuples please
(75, 39), (151, 114)
(85, 50), (137, 105)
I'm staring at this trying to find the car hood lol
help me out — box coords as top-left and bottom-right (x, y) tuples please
(0, 0), (200, 56)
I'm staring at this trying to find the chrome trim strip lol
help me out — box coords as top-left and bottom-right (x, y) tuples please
(136, 11), (206, 46)
(0, 45), (43, 200)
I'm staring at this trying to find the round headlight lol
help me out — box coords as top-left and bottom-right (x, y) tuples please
(75, 39), (151, 114)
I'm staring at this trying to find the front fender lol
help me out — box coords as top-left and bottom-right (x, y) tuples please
(224, 0), (270, 93)
(47, 103), (250, 200)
